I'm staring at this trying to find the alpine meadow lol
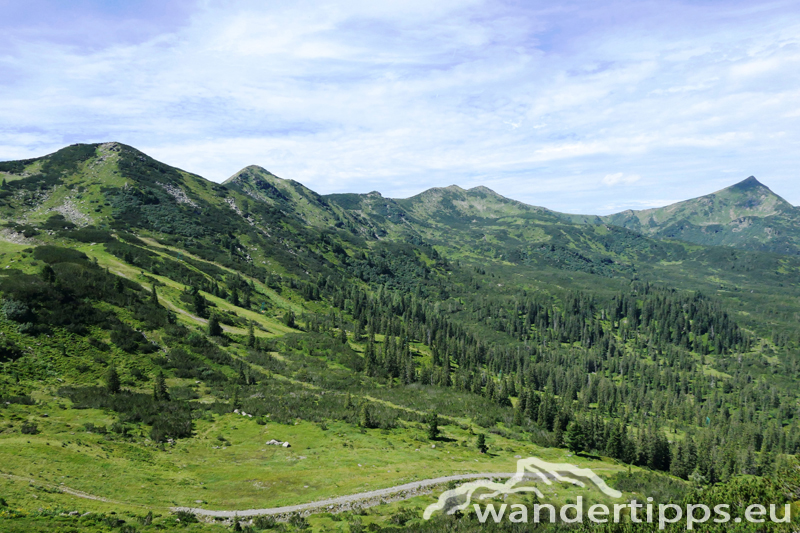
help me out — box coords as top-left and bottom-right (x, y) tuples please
(1, 142), (800, 532)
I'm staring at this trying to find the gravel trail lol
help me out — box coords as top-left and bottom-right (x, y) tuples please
(172, 472), (548, 518)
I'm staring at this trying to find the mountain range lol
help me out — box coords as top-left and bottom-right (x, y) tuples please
(1, 142), (800, 531)
(2, 142), (798, 257)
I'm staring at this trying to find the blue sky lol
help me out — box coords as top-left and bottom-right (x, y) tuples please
(1, 0), (799, 214)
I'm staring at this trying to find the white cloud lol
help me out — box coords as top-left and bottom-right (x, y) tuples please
(602, 173), (641, 186)
(0, 0), (799, 212)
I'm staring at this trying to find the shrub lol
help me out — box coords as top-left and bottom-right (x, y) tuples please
(32, 245), (88, 265)
(149, 404), (193, 442)
(2, 299), (32, 322)
(84, 423), (108, 434)
(60, 227), (115, 243)
(0, 337), (23, 362)
(41, 214), (76, 231)
(288, 513), (309, 530)
(20, 421), (39, 435)
(173, 510), (197, 524)
(0, 395), (34, 405)
(253, 515), (277, 529)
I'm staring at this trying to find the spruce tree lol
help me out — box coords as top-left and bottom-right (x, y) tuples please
(476, 433), (487, 454)
(41, 264), (56, 283)
(364, 341), (375, 377)
(154, 371), (170, 401)
(360, 404), (374, 429)
(513, 406), (524, 427)
(427, 412), (440, 440)
(232, 386), (242, 410)
(106, 365), (121, 394)
(565, 421), (587, 454)
(193, 290), (208, 318)
(208, 314), (222, 336)
(247, 322), (255, 347)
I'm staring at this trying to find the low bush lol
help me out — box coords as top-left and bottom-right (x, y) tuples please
(20, 421), (39, 435)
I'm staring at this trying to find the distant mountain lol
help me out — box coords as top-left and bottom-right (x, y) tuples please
(395, 184), (555, 222)
(560, 177), (800, 256)
(3, 143), (798, 262)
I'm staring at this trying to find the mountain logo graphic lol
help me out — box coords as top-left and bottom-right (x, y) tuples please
(423, 457), (622, 519)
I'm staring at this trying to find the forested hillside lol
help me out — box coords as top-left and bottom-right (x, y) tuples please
(1, 143), (799, 532)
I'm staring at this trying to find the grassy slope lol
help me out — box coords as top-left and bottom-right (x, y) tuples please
(1, 144), (800, 531)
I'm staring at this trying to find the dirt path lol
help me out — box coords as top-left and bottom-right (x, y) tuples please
(2, 470), (553, 519)
(171, 472), (548, 518)
(0, 473), (128, 506)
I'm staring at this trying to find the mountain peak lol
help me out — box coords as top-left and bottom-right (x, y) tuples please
(243, 164), (273, 174)
(223, 165), (279, 185)
(729, 176), (768, 192)
(467, 185), (501, 196)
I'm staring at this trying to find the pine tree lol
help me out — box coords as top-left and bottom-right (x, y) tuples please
(208, 314), (222, 336)
(193, 290), (208, 318)
(41, 264), (56, 283)
(232, 386), (242, 410)
(364, 340), (376, 377)
(565, 421), (587, 454)
(106, 365), (121, 394)
(427, 412), (440, 440)
(526, 391), (540, 421)
(476, 433), (488, 454)
(496, 380), (511, 406)
(553, 416), (565, 447)
(154, 371), (170, 401)
(247, 322), (255, 347)
(150, 284), (158, 305)
(513, 406), (524, 427)
(360, 404), (375, 429)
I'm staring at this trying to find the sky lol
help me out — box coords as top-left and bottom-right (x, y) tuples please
(1, 0), (799, 214)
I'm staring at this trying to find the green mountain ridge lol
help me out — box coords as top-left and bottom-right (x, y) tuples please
(2, 144), (797, 259)
(593, 177), (800, 255)
(2, 143), (800, 532)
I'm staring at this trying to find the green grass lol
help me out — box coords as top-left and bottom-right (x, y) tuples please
(0, 396), (627, 514)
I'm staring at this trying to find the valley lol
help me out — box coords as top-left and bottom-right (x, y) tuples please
(0, 143), (798, 532)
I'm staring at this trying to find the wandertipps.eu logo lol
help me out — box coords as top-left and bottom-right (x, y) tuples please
(424, 456), (622, 520)
(423, 456), (792, 529)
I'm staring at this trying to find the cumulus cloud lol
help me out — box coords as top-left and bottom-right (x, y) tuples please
(0, 0), (799, 213)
